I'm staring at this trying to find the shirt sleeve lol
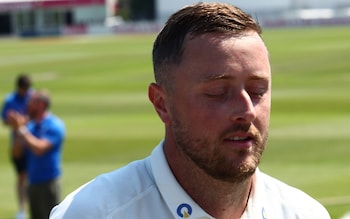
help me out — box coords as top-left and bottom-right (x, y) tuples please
(42, 120), (65, 148)
(1, 97), (10, 122)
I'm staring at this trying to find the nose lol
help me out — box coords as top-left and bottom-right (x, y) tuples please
(230, 89), (256, 123)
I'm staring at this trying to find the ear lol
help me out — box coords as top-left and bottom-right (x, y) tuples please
(148, 83), (171, 124)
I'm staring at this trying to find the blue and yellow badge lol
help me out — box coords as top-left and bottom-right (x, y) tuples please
(262, 207), (268, 219)
(177, 203), (192, 218)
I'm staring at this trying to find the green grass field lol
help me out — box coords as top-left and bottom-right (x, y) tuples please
(1, 26), (350, 218)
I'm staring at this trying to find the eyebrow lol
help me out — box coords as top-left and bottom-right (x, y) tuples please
(247, 75), (270, 82)
(203, 73), (269, 82)
(203, 73), (232, 82)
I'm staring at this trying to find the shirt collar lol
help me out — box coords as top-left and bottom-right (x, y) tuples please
(241, 168), (269, 219)
(150, 140), (214, 219)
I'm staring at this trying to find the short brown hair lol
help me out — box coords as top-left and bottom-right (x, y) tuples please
(152, 2), (262, 89)
(32, 90), (51, 110)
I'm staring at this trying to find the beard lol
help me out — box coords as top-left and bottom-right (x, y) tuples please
(172, 117), (268, 183)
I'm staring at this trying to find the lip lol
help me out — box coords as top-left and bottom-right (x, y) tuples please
(223, 133), (254, 150)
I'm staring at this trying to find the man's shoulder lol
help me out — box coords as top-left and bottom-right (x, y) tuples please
(258, 171), (330, 218)
(259, 171), (317, 202)
(2, 92), (16, 104)
(50, 158), (164, 218)
(77, 159), (155, 199)
(46, 113), (64, 125)
(43, 114), (65, 132)
(2, 93), (17, 118)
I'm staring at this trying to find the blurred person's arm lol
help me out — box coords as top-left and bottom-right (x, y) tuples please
(1, 99), (10, 126)
(8, 110), (52, 156)
(17, 126), (52, 156)
(12, 133), (25, 159)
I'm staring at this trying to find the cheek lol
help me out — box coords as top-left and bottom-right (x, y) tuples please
(189, 100), (223, 131)
(255, 102), (271, 130)
(171, 95), (215, 127)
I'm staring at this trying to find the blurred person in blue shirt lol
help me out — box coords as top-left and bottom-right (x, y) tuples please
(7, 89), (66, 219)
(1, 74), (32, 219)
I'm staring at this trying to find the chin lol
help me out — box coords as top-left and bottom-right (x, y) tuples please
(208, 160), (257, 183)
(214, 169), (256, 184)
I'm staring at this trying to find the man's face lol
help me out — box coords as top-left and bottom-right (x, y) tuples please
(27, 95), (41, 119)
(18, 86), (29, 96)
(167, 32), (271, 182)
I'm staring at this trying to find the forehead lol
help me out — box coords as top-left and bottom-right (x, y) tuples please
(29, 93), (41, 102)
(184, 32), (268, 62)
(178, 32), (270, 81)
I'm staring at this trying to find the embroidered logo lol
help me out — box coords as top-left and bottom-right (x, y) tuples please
(177, 203), (192, 218)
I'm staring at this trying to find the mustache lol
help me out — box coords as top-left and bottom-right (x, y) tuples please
(221, 123), (260, 139)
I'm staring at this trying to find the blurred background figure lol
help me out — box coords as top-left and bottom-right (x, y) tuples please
(7, 89), (66, 219)
(1, 74), (32, 219)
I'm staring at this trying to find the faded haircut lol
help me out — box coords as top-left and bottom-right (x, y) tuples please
(32, 89), (51, 110)
(152, 2), (262, 90)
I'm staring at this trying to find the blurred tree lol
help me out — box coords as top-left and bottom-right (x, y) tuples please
(116, 0), (155, 21)
(115, 0), (130, 20)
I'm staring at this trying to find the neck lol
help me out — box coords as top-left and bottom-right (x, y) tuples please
(165, 141), (255, 219)
(185, 172), (253, 219)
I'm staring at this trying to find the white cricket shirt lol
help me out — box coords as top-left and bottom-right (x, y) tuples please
(50, 140), (330, 219)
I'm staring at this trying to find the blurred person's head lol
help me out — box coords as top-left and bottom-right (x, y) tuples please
(27, 90), (50, 121)
(16, 74), (32, 96)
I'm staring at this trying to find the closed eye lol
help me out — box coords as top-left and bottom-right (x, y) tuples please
(247, 87), (268, 99)
(205, 88), (227, 97)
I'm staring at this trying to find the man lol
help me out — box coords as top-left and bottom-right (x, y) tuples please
(1, 74), (32, 219)
(8, 90), (65, 219)
(50, 2), (330, 219)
